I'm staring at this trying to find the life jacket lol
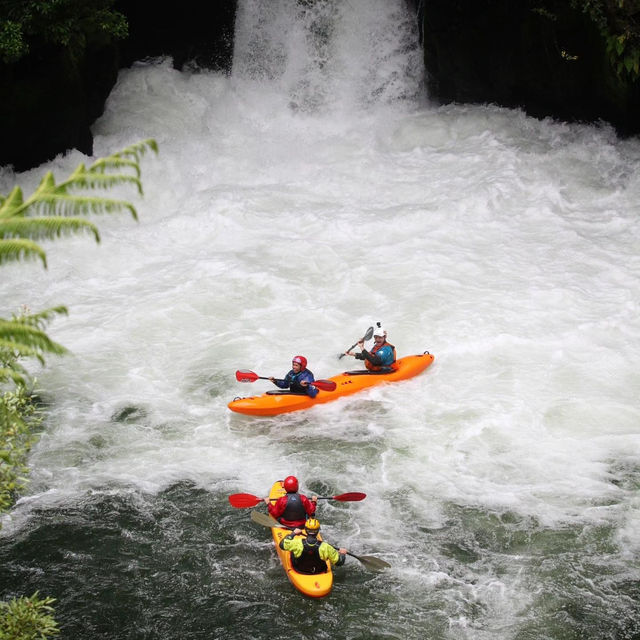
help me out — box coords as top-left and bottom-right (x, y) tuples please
(365, 341), (397, 371)
(287, 369), (315, 393)
(280, 493), (306, 525)
(291, 535), (327, 574)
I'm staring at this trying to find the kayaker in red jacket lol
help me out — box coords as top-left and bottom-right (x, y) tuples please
(264, 475), (318, 527)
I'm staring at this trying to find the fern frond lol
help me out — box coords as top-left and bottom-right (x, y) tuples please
(0, 187), (25, 219)
(0, 367), (28, 387)
(0, 322), (68, 357)
(113, 138), (159, 162)
(11, 306), (68, 330)
(0, 217), (100, 242)
(67, 171), (143, 196)
(0, 340), (45, 364)
(89, 157), (142, 180)
(0, 239), (47, 268)
(29, 194), (138, 221)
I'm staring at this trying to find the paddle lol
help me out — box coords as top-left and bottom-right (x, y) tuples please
(235, 370), (337, 392)
(338, 326), (374, 359)
(249, 510), (390, 571)
(229, 491), (366, 508)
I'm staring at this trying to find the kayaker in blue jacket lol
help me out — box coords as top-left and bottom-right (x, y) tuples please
(279, 518), (347, 574)
(269, 355), (319, 397)
(345, 324), (396, 372)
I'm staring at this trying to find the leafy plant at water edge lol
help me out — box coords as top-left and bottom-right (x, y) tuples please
(0, 386), (41, 515)
(0, 137), (157, 636)
(0, 592), (59, 639)
(0, 136), (157, 499)
(0, 307), (68, 388)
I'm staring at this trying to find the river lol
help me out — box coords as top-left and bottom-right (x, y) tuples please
(1, 1), (639, 638)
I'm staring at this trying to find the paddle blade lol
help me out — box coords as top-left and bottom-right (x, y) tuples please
(314, 379), (337, 392)
(250, 510), (285, 529)
(235, 369), (258, 383)
(228, 493), (262, 508)
(332, 492), (366, 502)
(351, 553), (391, 571)
(363, 326), (374, 341)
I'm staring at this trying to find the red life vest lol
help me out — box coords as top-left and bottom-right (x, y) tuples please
(365, 341), (397, 371)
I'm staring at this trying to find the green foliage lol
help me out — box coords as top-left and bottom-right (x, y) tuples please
(0, 592), (59, 639)
(0, 0), (128, 64)
(0, 138), (157, 640)
(571, 0), (640, 80)
(0, 386), (41, 514)
(0, 138), (157, 269)
(0, 137), (157, 504)
(0, 307), (69, 387)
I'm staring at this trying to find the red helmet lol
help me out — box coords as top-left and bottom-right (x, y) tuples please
(283, 475), (299, 492)
(292, 355), (307, 370)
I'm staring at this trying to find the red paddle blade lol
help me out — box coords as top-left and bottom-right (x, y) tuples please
(228, 493), (262, 508)
(314, 379), (337, 392)
(235, 370), (258, 383)
(332, 492), (366, 501)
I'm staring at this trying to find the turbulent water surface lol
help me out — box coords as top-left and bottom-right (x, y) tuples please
(1, 1), (639, 638)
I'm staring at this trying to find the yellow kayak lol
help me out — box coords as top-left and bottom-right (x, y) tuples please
(267, 480), (333, 598)
(228, 352), (434, 416)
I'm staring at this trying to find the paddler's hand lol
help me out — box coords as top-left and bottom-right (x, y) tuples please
(338, 547), (347, 555)
(293, 528), (303, 535)
(357, 340), (364, 349)
(311, 495), (318, 503)
(263, 497), (270, 505)
(300, 380), (308, 387)
(345, 350), (353, 356)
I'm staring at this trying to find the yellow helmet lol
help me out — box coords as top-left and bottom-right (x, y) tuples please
(305, 518), (320, 533)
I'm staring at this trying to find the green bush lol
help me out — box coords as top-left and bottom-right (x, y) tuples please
(0, 0), (127, 64)
(0, 593), (59, 639)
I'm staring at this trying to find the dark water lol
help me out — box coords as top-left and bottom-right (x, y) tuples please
(2, 482), (638, 639)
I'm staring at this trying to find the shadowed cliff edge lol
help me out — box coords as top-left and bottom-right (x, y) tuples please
(1, 0), (638, 172)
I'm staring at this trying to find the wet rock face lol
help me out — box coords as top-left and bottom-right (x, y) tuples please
(420, 0), (640, 135)
(0, 0), (238, 171)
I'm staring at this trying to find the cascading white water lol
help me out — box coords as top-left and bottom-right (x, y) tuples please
(1, 1), (639, 637)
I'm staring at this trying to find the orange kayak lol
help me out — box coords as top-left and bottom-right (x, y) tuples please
(228, 352), (434, 416)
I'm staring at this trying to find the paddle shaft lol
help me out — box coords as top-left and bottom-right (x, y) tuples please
(235, 369), (337, 392)
(249, 510), (389, 570)
(339, 326), (374, 359)
(229, 491), (365, 508)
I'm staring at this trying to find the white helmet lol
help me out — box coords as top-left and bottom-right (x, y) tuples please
(373, 324), (386, 337)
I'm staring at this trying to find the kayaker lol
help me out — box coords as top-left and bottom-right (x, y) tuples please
(264, 475), (318, 527)
(269, 355), (318, 397)
(345, 323), (396, 371)
(279, 518), (347, 574)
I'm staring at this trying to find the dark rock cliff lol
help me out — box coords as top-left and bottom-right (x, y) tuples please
(0, 1), (237, 172)
(2, 0), (639, 172)
(420, 0), (640, 134)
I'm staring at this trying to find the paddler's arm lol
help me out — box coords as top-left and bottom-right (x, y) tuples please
(347, 339), (377, 363)
(320, 542), (347, 566)
(279, 530), (304, 555)
(269, 375), (289, 389)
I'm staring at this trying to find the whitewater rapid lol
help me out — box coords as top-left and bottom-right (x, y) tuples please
(1, 1), (639, 638)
